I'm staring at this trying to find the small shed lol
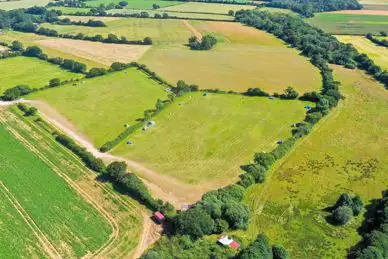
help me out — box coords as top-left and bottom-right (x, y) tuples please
(277, 140), (283, 145)
(217, 236), (240, 250)
(154, 211), (165, 223)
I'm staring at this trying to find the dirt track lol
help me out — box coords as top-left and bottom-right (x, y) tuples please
(183, 20), (203, 40)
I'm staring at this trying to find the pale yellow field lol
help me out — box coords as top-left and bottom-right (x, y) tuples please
(336, 35), (388, 70)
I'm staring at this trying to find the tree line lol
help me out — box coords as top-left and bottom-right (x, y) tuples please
(366, 32), (388, 48)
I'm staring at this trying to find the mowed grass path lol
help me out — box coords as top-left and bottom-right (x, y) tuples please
(308, 13), (388, 34)
(0, 57), (82, 94)
(0, 187), (49, 259)
(114, 93), (310, 185)
(336, 35), (388, 70)
(0, 125), (112, 258)
(240, 67), (388, 258)
(141, 21), (322, 93)
(28, 68), (168, 147)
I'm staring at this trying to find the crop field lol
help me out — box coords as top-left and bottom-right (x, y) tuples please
(159, 2), (257, 14)
(113, 92), (311, 186)
(41, 17), (192, 46)
(85, 0), (183, 9)
(308, 13), (388, 34)
(27, 68), (168, 147)
(239, 67), (388, 258)
(0, 186), (49, 258)
(0, 124), (112, 257)
(107, 9), (235, 20)
(0, 0), (49, 10)
(0, 56), (81, 94)
(141, 21), (321, 93)
(336, 35), (388, 70)
(360, 0), (388, 10)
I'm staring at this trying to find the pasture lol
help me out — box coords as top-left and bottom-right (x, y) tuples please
(0, 56), (81, 94)
(141, 21), (322, 93)
(85, 0), (183, 9)
(360, 0), (388, 10)
(107, 9), (235, 20)
(336, 35), (388, 70)
(0, 124), (112, 257)
(27, 68), (168, 147)
(240, 67), (388, 258)
(113, 92), (310, 186)
(48, 6), (91, 14)
(159, 2), (257, 14)
(0, 0), (49, 10)
(308, 13), (388, 34)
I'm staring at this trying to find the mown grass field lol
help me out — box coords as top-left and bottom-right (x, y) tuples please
(159, 2), (256, 14)
(141, 20), (322, 93)
(107, 9), (235, 20)
(0, 185), (49, 258)
(0, 124), (112, 258)
(85, 0), (183, 9)
(28, 68), (168, 147)
(336, 35), (388, 70)
(308, 13), (388, 34)
(238, 67), (388, 258)
(113, 92), (311, 185)
(0, 0), (49, 10)
(41, 17), (192, 46)
(48, 6), (91, 14)
(0, 56), (82, 94)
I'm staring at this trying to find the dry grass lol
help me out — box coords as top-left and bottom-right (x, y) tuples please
(36, 39), (151, 66)
(330, 9), (388, 15)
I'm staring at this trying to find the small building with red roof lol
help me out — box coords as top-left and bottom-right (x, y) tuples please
(154, 211), (165, 223)
(217, 236), (240, 250)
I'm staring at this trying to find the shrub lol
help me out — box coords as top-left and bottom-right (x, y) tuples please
(223, 202), (250, 230)
(254, 152), (276, 169)
(2, 85), (33, 101)
(23, 46), (43, 57)
(333, 206), (353, 225)
(49, 78), (61, 87)
(173, 208), (215, 239)
(273, 244), (289, 259)
(87, 67), (107, 78)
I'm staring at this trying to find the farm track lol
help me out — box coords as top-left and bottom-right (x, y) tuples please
(183, 20), (203, 40)
(0, 181), (61, 259)
(0, 107), (161, 258)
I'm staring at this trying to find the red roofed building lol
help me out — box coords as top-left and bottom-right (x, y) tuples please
(154, 211), (165, 223)
(229, 241), (240, 250)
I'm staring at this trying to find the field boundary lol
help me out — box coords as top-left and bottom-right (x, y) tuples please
(0, 181), (61, 259)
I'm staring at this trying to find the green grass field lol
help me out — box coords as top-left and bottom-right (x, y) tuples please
(48, 6), (91, 14)
(141, 20), (322, 93)
(159, 2), (256, 14)
(0, 0), (50, 10)
(238, 67), (388, 258)
(308, 13), (388, 35)
(28, 68), (168, 147)
(336, 35), (388, 70)
(0, 124), (112, 257)
(40, 17), (192, 46)
(113, 92), (311, 185)
(0, 56), (82, 94)
(85, 0), (183, 9)
(107, 8), (235, 20)
(0, 186), (49, 258)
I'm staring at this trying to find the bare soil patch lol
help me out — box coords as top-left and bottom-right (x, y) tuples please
(35, 38), (151, 66)
(331, 9), (388, 15)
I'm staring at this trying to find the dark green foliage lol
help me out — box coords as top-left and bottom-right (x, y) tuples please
(2, 85), (33, 101)
(174, 80), (198, 96)
(106, 161), (127, 178)
(49, 78), (61, 87)
(334, 193), (364, 216)
(173, 208), (215, 239)
(333, 206), (353, 225)
(23, 46), (43, 57)
(223, 202), (250, 230)
(254, 152), (276, 169)
(272, 138), (295, 159)
(244, 88), (270, 97)
(214, 219), (229, 234)
(143, 37), (153, 45)
(240, 164), (267, 183)
(272, 244), (289, 259)
(61, 59), (87, 73)
(87, 67), (107, 78)
(228, 10), (235, 16)
(10, 41), (24, 52)
(24, 107), (38, 116)
(292, 122), (312, 138)
(55, 133), (106, 173)
(305, 111), (323, 124)
(110, 62), (128, 71)
(366, 33), (388, 48)
(189, 34), (217, 50)
(280, 86), (299, 99)
(237, 234), (273, 259)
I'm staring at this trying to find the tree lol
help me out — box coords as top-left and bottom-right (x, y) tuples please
(110, 62), (127, 71)
(254, 152), (276, 169)
(237, 234), (273, 259)
(25, 107), (38, 116)
(281, 86), (299, 99)
(2, 85), (33, 101)
(228, 10), (234, 16)
(143, 37), (153, 45)
(152, 3), (160, 9)
(23, 46), (43, 57)
(214, 219), (229, 234)
(49, 78), (60, 87)
(223, 202), (250, 230)
(173, 208), (215, 239)
(272, 244), (288, 259)
(87, 67), (107, 78)
(106, 161), (127, 178)
(11, 40), (23, 52)
(155, 99), (164, 111)
(118, 1), (128, 7)
(333, 206), (353, 225)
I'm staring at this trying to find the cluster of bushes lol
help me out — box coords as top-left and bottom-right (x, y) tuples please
(237, 234), (288, 259)
(54, 133), (106, 172)
(1, 85), (34, 101)
(188, 35), (217, 50)
(17, 103), (38, 116)
(36, 27), (153, 45)
(265, 0), (362, 17)
(366, 33), (388, 48)
(47, 0), (87, 8)
(244, 87), (270, 97)
(353, 190), (388, 258)
(104, 161), (174, 213)
(330, 193), (363, 225)
(54, 17), (106, 27)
